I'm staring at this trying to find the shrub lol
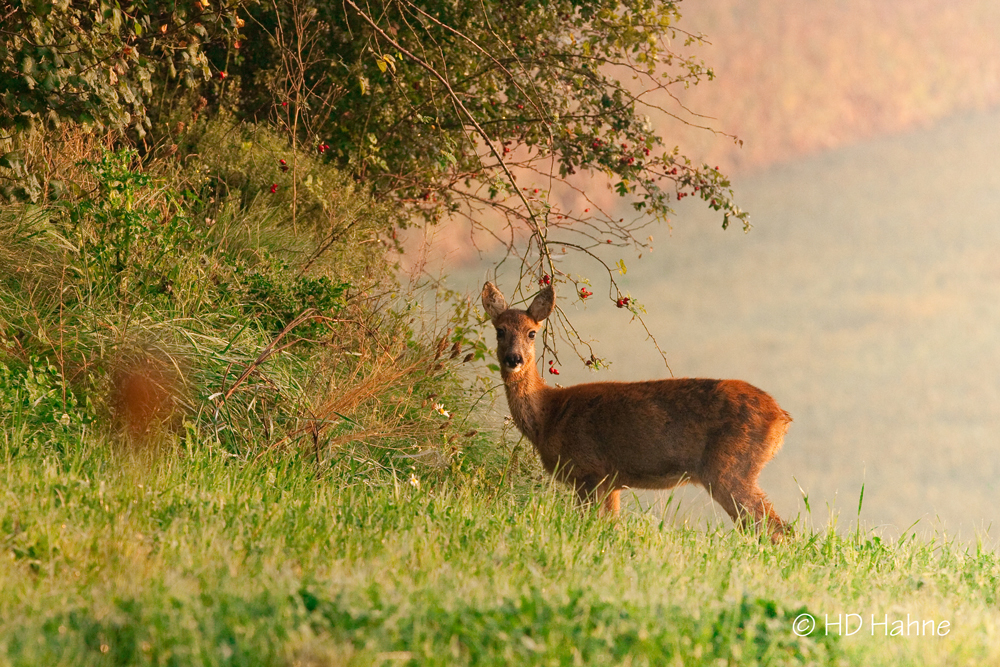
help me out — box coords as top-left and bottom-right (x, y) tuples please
(0, 138), (481, 478)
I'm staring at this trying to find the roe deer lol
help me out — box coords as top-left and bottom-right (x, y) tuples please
(482, 281), (791, 539)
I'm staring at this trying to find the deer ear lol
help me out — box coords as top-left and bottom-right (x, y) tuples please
(481, 282), (508, 320)
(527, 286), (555, 323)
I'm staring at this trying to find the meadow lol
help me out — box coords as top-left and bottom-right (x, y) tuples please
(2, 430), (1000, 666)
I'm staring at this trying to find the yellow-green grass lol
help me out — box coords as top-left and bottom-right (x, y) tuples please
(1, 429), (997, 667)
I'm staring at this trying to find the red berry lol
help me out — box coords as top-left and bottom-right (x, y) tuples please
(269, 184), (278, 193)
(218, 71), (227, 80)
(549, 367), (560, 375)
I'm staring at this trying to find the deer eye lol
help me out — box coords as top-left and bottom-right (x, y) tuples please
(496, 328), (506, 339)
(528, 330), (536, 340)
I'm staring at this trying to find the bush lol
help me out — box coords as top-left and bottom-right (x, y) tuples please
(0, 135), (484, 479)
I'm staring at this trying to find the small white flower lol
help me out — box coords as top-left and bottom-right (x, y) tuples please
(408, 473), (420, 490)
(433, 403), (450, 418)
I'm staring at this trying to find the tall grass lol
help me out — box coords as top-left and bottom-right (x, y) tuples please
(0, 124), (483, 469)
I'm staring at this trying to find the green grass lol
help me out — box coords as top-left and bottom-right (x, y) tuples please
(1, 430), (998, 666)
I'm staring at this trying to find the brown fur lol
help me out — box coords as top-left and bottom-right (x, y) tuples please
(110, 354), (182, 450)
(482, 282), (791, 539)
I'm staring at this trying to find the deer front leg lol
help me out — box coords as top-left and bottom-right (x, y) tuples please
(575, 476), (621, 516)
(602, 486), (621, 516)
(574, 476), (598, 509)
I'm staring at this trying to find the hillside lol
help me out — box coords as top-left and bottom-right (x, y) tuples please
(669, 0), (1000, 171)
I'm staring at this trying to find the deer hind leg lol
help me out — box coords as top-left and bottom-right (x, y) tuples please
(702, 428), (789, 541)
(710, 480), (789, 541)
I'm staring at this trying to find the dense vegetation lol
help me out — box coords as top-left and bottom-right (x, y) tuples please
(3, 0), (750, 315)
(2, 1), (999, 665)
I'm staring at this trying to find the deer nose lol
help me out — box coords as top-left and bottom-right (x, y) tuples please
(503, 352), (523, 369)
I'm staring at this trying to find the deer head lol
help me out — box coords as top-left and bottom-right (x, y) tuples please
(482, 282), (554, 375)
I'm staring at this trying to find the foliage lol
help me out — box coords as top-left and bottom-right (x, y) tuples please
(173, 114), (397, 284)
(230, 0), (746, 223)
(2, 0), (753, 370)
(0, 0), (243, 137)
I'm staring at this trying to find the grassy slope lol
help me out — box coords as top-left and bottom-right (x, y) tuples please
(1, 432), (999, 666)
